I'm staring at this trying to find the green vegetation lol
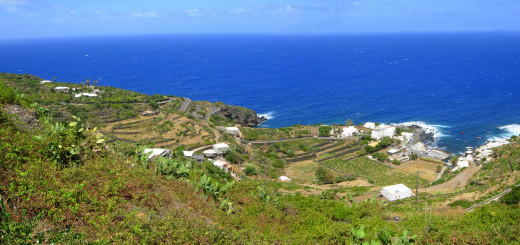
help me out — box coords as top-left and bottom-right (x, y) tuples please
(325, 157), (428, 187)
(364, 136), (394, 154)
(501, 186), (520, 204)
(2, 73), (520, 244)
(318, 125), (332, 137)
(315, 166), (334, 184)
(244, 166), (257, 176)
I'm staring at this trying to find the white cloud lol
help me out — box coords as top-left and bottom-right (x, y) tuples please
(229, 8), (250, 14)
(185, 9), (200, 16)
(0, 0), (25, 5)
(131, 11), (160, 18)
(285, 5), (294, 11)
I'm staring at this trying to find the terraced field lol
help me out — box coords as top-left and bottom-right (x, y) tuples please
(325, 157), (429, 187)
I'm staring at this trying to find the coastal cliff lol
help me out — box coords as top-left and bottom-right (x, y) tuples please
(213, 103), (266, 127)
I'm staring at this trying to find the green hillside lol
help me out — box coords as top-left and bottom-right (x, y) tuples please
(1, 74), (520, 244)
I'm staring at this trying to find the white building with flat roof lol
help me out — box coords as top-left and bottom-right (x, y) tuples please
(225, 127), (241, 137)
(381, 184), (413, 201)
(371, 125), (396, 140)
(213, 143), (230, 154)
(364, 122), (376, 129)
(342, 126), (358, 137)
(401, 132), (414, 142)
(54, 86), (70, 93)
(143, 148), (171, 159)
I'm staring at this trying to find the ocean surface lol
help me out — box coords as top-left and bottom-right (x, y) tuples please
(1, 33), (519, 153)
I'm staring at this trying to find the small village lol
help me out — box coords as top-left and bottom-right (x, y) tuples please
(39, 78), (515, 202)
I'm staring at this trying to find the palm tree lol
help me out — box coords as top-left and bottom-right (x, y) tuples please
(86, 79), (91, 87)
(94, 80), (98, 87)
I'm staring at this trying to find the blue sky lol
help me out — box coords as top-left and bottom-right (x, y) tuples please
(1, 0), (519, 39)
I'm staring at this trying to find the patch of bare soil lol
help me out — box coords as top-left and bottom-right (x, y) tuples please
(397, 159), (440, 182)
(2, 104), (41, 130)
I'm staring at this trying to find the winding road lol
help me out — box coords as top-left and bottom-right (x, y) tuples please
(179, 98), (191, 112)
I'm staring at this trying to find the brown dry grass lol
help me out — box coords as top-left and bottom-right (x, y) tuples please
(102, 114), (213, 148)
(397, 159), (440, 182)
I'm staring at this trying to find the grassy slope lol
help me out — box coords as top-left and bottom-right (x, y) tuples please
(2, 74), (520, 244)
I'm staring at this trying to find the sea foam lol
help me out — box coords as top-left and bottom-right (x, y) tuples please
(487, 124), (520, 142)
(395, 121), (449, 140)
(258, 111), (277, 120)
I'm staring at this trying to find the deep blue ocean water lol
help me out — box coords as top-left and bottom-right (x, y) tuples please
(1, 33), (519, 153)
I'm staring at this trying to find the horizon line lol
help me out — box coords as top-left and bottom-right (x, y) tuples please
(2, 30), (520, 41)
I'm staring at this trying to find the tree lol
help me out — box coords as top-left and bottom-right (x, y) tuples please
(94, 80), (98, 87)
(450, 155), (459, 167)
(409, 153), (418, 160)
(318, 126), (332, 137)
(244, 166), (256, 176)
(86, 79), (91, 86)
(377, 136), (394, 149)
(501, 186), (520, 204)
(395, 127), (404, 136)
(149, 101), (159, 110)
(315, 166), (334, 184)
(346, 119), (353, 126)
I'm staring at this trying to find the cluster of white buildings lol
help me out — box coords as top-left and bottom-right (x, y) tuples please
(370, 124), (396, 140)
(41, 80), (99, 98)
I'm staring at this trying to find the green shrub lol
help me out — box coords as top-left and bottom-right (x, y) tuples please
(501, 186), (520, 204)
(244, 166), (257, 176)
(318, 126), (332, 137)
(409, 153), (418, 160)
(315, 166), (334, 184)
(448, 199), (473, 209)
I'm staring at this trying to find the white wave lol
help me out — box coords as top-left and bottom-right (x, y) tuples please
(487, 124), (520, 142)
(258, 111), (276, 120)
(395, 121), (448, 139)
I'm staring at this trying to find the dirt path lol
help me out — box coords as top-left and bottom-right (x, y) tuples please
(425, 165), (481, 193)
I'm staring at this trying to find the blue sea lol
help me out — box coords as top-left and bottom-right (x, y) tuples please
(1, 33), (519, 153)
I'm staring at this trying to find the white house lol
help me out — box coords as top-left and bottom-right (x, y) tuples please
(39, 80), (53, 84)
(143, 148), (171, 159)
(387, 149), (399, 155)
(364, 122), (376, 129)
(381, 184), (413, 201)
(74, 92), (98, 98)
(213, 143), (230, 154)
(183, 151), (194, 158)
(278, 176), (292, 182)
(452, 157), (470, 172)
(212, 159), (231, 172)
(54, 86), (70, 93)
(203, 149), (217, 158)
(225, 127), (241, 137)
(401, 132), (414, 142)
(371, 125), (396, 140)
(342, 126), (358, 137)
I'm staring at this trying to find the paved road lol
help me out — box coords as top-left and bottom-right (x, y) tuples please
(179, 98), (191, 112)
(191, 106), (220, 122)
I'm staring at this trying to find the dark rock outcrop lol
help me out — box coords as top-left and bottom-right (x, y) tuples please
(2, 104), (41, 131)
(214, 104), (266, 127)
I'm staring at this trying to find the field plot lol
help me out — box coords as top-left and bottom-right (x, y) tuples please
(397, 159), (440, 182)
(284, 160), (322, 183)
(325, 157), (428, 187)
(102, 114), (214, 148)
